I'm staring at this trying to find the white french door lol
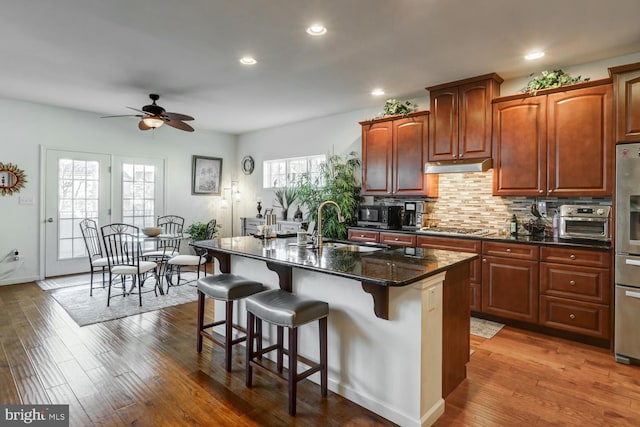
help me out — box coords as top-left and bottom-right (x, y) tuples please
(44, 149), (111, 277)
(44, 150), (166, 278)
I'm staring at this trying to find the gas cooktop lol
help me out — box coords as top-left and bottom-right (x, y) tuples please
(418, 227), (493, 236)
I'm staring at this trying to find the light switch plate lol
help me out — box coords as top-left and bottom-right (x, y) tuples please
(19, 196), (34, 205)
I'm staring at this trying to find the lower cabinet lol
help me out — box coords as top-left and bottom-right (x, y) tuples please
(349, 228), (613, 343)
(481, 241), (540, 322)
(539, 246), (611, 339)
(417, 236), (482, 311)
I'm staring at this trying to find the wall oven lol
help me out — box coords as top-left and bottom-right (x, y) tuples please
(615, 142), (640, 364)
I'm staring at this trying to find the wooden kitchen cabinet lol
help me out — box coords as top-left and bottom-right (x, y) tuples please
(539, 246), (611, 339)
(481, 242), (540, 323)
(360, 111), (438, 196)
(417, 235), (482, 312)
(347, 229), (379, 243)
(609, 62), (640, 143)
(426, 73), (502, 161)
(379, 232), (416, 247)
(493, 80), (614, 197)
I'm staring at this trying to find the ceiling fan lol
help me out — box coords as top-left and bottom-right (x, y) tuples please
(102, 94), (195, 132)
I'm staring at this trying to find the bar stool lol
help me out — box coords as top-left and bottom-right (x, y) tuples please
(197, 273), (264, 372)
(245, 289), (329, 416)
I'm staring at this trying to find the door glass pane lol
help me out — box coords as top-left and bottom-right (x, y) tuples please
(57, 158), (101, 260)
(122, 162), (156, 227)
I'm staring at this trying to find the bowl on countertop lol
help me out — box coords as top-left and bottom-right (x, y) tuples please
(142, 226), (162, 237)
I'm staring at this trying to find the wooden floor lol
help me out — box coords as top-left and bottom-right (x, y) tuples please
(1, 282), (640, 426)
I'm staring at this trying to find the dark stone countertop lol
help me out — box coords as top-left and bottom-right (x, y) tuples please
(192, 236), (478, 287)
(349, 227), (612, 251)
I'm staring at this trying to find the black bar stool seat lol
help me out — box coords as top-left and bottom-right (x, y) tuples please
(197, 273), (264, 372)
(245, 289), (329, 416)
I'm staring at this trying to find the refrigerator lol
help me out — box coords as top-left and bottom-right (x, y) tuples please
(615, 142), (640, 364)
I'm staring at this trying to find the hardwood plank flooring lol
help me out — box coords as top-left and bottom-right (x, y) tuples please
(1, 281), (640, 426)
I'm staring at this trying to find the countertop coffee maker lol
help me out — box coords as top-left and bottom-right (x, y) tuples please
(403, 201), (426, 230)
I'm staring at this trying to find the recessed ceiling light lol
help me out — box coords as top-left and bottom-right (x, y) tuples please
(371, 88), (385, 96)
(239, 56), (257, 65)
(306, 24), (327, 36)
(525, 51), (545, 60)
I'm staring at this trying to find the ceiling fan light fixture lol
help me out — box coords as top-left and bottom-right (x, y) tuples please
(142, 115), (165, 129)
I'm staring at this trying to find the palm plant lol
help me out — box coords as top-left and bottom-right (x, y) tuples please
(296, 151), (362, 240)
(273, 185), (299, 220)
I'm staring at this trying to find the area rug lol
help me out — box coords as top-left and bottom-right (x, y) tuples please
(49, 273), (200, 327)
(470, 317), (504, 339)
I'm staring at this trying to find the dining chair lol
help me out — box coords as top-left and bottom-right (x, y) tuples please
(142, 215), (185, 260)
(165, 218), (217, 291)
(79, 218), (109, 296)
(101, 223), (160, 307)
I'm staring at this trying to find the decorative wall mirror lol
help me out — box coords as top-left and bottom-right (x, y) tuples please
(0, 162), (27, 196)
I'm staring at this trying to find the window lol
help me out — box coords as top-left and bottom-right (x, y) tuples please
(263, 154), (326, 188)
(121, 163), (156, 228)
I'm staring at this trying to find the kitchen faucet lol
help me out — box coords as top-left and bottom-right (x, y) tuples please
(317, 200), (345, 248)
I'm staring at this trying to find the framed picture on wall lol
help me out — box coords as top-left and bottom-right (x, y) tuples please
(192, 155), (222, 195)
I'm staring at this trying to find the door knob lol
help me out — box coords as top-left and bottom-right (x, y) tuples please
(47, 217), (54, 223)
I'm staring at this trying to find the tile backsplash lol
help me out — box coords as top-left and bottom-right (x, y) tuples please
(374, 170), (611, 233)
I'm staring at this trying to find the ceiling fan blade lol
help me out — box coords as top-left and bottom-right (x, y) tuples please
(164, 119), (194, 132)
(127, 106), (149, 115)
(164, 112), (194, 121)
(101, 114), (143, 118)
(138, 120), (152, 131)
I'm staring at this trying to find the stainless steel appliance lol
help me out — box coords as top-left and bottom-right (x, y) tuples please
(356, 205), (402, 229)
(615, 142), (640, 364)
(402, 201), (427, 230)
(558, 205), (611, 241)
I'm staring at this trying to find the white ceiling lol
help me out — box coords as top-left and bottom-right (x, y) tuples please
(2, 0), (640, 134)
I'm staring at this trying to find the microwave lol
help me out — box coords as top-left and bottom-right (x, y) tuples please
(559, 205), (611, 241)
(357, 205), (403, 229)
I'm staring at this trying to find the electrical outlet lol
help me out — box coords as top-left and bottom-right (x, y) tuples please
(13, 249), (19, 261)
(536, 201), (547, 217)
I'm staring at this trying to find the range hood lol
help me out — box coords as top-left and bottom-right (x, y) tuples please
(424, 158), (492, 174)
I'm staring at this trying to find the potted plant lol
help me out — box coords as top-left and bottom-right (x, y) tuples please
(381, 98), (418, 117)
(296, 151), (362, 240)
(273, 185), (299, 220)
(185, 221), (221, 241)
(521, 69), (590, 95)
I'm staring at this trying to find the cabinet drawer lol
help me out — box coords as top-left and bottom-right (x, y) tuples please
(348, 229), (380, 243)
(539, 296), (610, 339)
(540, 263), (610, 304)
(482, 241), (540, 260)
(379, 232), (416, 247)
(540, 246), (611, 268)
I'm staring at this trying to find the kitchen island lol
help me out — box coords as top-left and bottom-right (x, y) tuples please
(193, 236), (477, 426)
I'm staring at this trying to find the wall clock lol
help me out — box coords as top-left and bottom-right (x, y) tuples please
(241, 155), (255, 175)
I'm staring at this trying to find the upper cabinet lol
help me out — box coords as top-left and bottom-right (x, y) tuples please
(426, 73), (503, 162)
(360, 111), (438, 197)
(493, 80), (614, 197)
(609, 62), (640, 143)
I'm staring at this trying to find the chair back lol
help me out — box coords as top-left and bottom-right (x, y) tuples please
(158, 215), (185, 235)
(79, 218), (103, 260)
(205, 219), (217, 239)
(101, 223), (142, 269)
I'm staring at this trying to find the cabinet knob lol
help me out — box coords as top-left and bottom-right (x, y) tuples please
(482, 258), (487, 263)
(570, 254), (576, 260)
(548, 189), (553, 193)
(538, 190), (543, 194)
(452, 154), (457, 158)
(569, 313), (576, 320)
(569, 280), (576, 286)
(394, 237), (399, 241)
(459, 153), (464, 158)
(506, 248), (512, 253)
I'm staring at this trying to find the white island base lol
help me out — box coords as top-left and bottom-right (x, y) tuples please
(212, 256), (447, 426)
